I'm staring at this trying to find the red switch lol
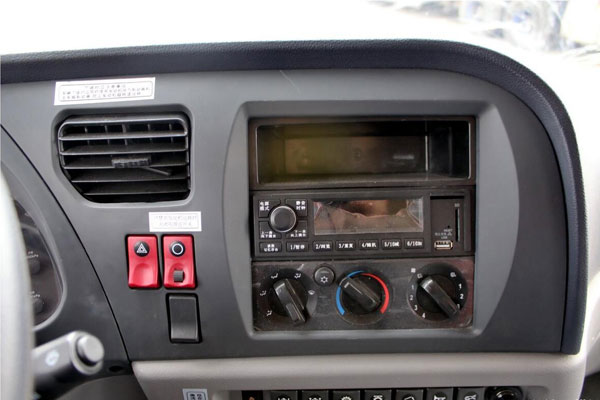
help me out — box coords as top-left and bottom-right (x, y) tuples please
(163, 235), (195, 289)
(127, 235), (159, 288)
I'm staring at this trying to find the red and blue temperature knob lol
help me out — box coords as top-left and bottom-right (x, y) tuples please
(336, 270), (390, 316)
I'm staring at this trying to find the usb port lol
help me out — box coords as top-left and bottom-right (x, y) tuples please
(434, 240), (453, 250)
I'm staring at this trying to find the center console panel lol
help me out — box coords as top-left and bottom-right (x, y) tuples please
(249, 118), (475, 332)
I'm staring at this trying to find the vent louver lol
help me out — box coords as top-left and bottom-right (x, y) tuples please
(58, 113), (190, 203)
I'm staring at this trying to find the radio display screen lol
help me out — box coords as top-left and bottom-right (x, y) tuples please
(313, 198), (424, 235)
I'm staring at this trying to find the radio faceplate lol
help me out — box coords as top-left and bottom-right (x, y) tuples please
(251, 189), (474, 260)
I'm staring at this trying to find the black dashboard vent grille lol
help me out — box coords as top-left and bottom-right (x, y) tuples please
(58, 113), (190, 203)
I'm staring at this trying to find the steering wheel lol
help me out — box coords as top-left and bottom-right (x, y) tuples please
(0, 173), (33, 399)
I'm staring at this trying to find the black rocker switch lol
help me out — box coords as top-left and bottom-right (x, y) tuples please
(168, 295), (201, 343)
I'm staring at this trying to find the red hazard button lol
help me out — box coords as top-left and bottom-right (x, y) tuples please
(127, 235), (159, 288)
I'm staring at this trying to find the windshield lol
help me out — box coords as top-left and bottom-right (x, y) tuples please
(2, 0), (598, 105)
(2, 0), (598, 60)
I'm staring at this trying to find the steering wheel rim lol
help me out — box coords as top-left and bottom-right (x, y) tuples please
(0, 172), (33, 400)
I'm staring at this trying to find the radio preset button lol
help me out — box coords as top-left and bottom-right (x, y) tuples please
(336, 240), (356, 251)
(258, 199), (280, 218)
(285, 199), (308, 217)
(313, 241), (333, 251)
(382, 239), (402, 250)
(259, 242), (282, 253)
(359, 239), (379, 250)
(287, 242), (308, 252)
(405, 238), (425, 249)
(286, 221), (308, 239)
(259, 222), (281, 239)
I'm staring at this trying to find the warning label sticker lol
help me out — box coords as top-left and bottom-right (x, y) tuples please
(149, 212), (202, 232)
(54, 77), (155, 105)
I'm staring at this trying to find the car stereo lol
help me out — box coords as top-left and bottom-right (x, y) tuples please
(249, 117), (475, 331)
(251, 189), (473, 260)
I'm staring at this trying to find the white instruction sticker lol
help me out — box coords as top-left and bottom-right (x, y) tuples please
(54, 77), (155, 105)
(149, 212), (202, 232)
(182, 388), (208, 400)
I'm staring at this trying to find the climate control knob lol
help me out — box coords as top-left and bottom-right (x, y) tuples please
(419, 276), (460, 318)
(268, 206), (297, 233)
(339, 274), (382, 314)
(408, 264), (468, 321)
(269, 278), (307, 325)
(336, 271), (390, 325)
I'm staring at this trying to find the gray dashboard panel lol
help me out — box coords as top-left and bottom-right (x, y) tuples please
(1, 40), (586, 356)
(133, 353), (586, 400)
(1, 69), (566, 359)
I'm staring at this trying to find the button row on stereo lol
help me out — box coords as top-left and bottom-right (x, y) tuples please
(259, 238), (425, 253)
(259, 242), (310, 253)
(264, 387), (488, 400)
(258, 199), (309, 218)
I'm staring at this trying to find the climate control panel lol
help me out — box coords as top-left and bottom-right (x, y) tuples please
(252, 257), (473, 331)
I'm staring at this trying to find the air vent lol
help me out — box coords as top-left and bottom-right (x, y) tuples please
(58, 113), (190, 203)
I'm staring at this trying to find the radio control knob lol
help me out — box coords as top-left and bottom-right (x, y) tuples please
(271, 279), (307, 325)
(339, 274), (382, 315)
(269, 205), (297, 233)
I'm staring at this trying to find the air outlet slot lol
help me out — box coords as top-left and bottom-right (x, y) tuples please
(58, 113), (190, 203)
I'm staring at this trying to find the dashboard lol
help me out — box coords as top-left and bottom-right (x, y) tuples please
(0, 41), (592, 400)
